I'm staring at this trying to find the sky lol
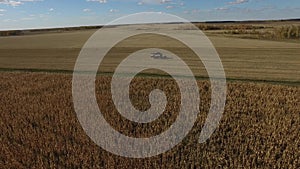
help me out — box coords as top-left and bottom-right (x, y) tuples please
(0, 0), (299, 30)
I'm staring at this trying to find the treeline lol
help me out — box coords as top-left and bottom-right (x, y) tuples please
(196, 24), (265, 31)
(0, 30), (23, 36)
(0, 26), (103, 36)
(275, 25), (300, 39)
(176, 24), (265, 31)
(224, 25), (300, 40)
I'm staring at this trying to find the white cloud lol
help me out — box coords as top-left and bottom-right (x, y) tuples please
(3, 18), (17, 22)
(38, 14), (45, 18)
(0, 9), (6, 12)
(228, 0), (249, 5)
(20, 0), (42, 1)
(184, 9), (210, 14)
(160, 0), (172, 4)
(139, 0), (172, 5)
(192, 9), (200, 13)
(0, 0), (43, 7)
(83, 8), (91, 12)
(21, 17), (34, 20)
(166, 5), (174, 9)
(109, 9), (118, 13)
(0, 0), (22, 6)
(215, 7), (229, 11)
(49, 8), (54, 12)
(86, 0), (107, 3)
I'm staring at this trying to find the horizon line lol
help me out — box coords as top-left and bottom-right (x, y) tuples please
(0, 18), (299, 32)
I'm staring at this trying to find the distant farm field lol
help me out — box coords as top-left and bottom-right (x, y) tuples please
(0, 24), (299, 84)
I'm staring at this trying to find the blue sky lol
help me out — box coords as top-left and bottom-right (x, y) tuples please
(0, 0), (299, 30)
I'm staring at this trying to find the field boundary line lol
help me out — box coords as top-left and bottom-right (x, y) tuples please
(0, 67), (299, 86)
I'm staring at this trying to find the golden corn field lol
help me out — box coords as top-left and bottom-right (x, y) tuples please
(1, 72), (299, 168)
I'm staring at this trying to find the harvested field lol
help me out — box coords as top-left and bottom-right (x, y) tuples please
(1, 72), (299, 168)
(0, 24), (299, 84)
